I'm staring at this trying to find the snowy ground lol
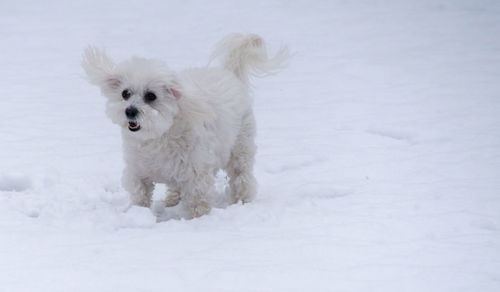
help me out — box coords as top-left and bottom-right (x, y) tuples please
(1, 0), (500, 291)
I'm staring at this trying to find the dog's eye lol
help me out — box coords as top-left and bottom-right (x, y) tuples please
(122, 89), (131, 100)
(144, 92), (157, 102)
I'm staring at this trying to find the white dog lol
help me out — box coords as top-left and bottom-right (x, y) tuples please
(82, 34), (287, 218)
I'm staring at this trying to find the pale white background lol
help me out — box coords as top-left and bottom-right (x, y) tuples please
(1, 1), (499, 291)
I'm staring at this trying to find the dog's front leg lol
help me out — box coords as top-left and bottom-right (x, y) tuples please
(122, 170), (154, 208)
(165, 188), (181, 207)
(179, 170), (214, 218)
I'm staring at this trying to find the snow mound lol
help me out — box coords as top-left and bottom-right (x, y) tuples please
(0, 173), (32, 192)
(119, 206), (157, 228)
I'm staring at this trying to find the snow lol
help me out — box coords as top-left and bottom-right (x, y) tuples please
(1, 0), (500, 291)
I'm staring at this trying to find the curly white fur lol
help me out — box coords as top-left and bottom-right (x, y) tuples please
(82, 34), (288, 218)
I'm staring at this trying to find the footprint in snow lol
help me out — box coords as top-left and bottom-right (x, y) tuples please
(365, 128), (417, 145)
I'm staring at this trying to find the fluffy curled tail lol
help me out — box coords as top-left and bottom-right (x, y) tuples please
(210, 33), (289, 85)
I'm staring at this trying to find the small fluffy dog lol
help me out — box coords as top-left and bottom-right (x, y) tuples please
(82, 34), (287, 218)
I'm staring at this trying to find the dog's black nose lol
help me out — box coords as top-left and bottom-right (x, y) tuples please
(125, 106), (139, 119)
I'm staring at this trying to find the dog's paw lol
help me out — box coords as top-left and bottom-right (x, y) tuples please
(229, 175), (257, 204)
(185, 201), (212, 218)
(165, 190), (181, 207)
(231, 195), (255, 205)
(130, 196), (152, 208)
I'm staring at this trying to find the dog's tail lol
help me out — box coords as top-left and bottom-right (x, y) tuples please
(210, 33), (289, 85)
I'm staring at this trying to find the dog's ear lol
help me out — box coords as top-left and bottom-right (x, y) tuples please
(170, 88), (182, 100)
(81, 46), (121, 91)
(164, 82), (182, 100)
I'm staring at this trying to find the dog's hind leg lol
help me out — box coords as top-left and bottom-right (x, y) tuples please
(122, 169), (154, 208)
(226, 111), (257, 204)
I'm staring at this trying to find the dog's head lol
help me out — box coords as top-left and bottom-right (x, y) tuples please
(81, 47), (182, 140)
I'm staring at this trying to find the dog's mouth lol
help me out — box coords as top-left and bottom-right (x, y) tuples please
(128, 121), (141, 132)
